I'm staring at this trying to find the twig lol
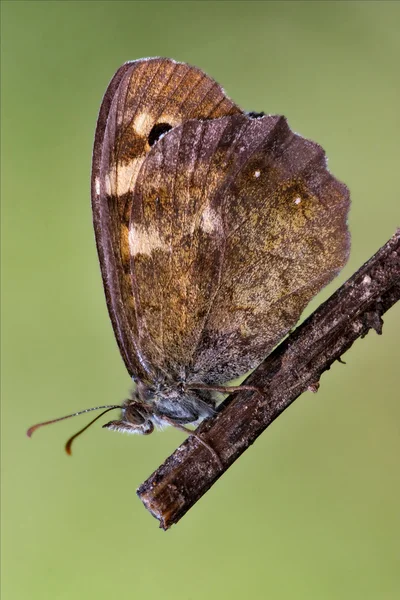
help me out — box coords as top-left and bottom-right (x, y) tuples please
(137, 231), (400, 529)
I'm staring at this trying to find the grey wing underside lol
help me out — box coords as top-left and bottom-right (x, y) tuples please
(129, 114), (350, 385)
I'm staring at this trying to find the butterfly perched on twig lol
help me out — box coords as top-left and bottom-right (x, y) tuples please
(27, 58), (350, 461)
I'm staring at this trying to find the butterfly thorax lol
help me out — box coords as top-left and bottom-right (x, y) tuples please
(102, 379), (216, 435)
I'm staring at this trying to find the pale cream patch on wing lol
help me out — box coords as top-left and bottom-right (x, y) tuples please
(129, 223), (168, 256)
(133, 111), (180, 137)
(105, 160), (143, 196)
(106, 114), (181, 197)
(104, 173), (112, 196)
(132, 111), (152, 136)
(200, 204), (220, 234)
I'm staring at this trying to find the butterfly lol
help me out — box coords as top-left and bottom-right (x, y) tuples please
(28, 58), (350, 459)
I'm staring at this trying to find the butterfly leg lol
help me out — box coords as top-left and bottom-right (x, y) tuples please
(188, 382), (263, 397)
(161, 416), (223, 469)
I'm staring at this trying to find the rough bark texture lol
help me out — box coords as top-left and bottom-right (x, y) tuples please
(137, 231), (400, 530)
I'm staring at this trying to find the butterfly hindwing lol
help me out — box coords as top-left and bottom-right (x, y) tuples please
(128, 114), (350, 384)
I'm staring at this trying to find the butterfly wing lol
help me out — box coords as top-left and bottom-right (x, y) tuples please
(129, 113), (350, 384)
(91, 58), (242, 381)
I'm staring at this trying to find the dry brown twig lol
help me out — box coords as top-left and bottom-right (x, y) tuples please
(137, 231), (400, 530)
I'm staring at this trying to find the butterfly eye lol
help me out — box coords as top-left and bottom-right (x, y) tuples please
(148, 122), (173, 147)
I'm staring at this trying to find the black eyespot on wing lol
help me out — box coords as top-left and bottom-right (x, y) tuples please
(148, 123), (173, 146)
(247, 111), (265, 119)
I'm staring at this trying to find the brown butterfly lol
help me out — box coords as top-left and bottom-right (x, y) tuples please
(28, 58), (350, 459)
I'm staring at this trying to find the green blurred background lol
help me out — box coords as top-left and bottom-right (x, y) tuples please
(2, 2), (399, 599)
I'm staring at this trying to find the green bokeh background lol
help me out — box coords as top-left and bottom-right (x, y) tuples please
(2, 2), (399, 599)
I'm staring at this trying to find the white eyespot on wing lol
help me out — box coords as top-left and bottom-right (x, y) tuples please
(129, 223), (168, 256)
(254, 170), (261, 178)
(294, 196), (302, 205)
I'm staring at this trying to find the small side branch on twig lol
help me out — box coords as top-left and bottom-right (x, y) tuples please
(137, 231), (400, 530)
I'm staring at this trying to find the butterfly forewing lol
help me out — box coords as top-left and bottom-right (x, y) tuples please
(91, 58), (242, 380)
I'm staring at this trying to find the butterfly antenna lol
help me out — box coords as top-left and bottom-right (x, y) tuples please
(64, 407), (122, 455)
(26, 405), (122, 454)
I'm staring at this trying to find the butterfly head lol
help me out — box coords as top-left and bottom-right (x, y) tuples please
(103, 397), (154, 436)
